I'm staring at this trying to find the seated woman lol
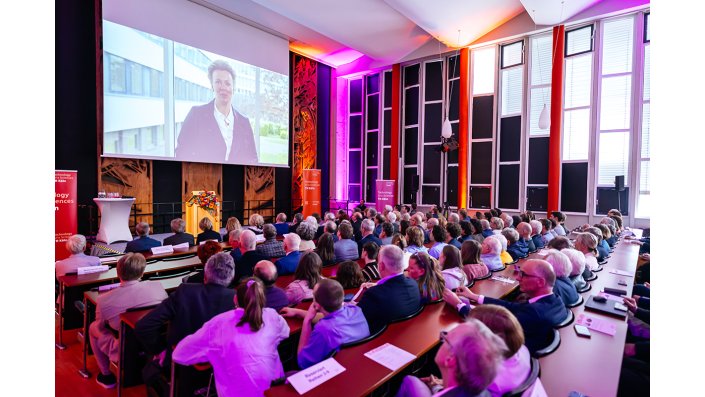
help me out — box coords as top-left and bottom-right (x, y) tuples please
(196, 217), (222, 244)
(544, 249), (580, 307)
(172, 278), (290, 396)
(284, 252), (323, 305)
(184, 240), (223, 283)
(403, 227), (428, 255)
(297, 221), (318, 252)
(460, 239), (490, 281)
(222, 216), (242, 241)
(574, 232), (600, 271)
(335, 260), (365, 290)
(407, 251), (445, 304)
(592, 224), (613, 259)
(551, 211), (567, 236)
(391, 233), (408, 251)
(562, 248), (589, 290)
(439, 245), (467, 290)
(315, 232), (337, 267)
(247, 213), (265, 235)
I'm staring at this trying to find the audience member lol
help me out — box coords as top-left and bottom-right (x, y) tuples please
(529, 220), (545, 250)
(444, 259), (569, 353)
(55, 234), (100, 277)
(446, 223), (463, 249)
(335, 260), (366, 290)
(500, 213), (513, 229)
(253, 260), (289, 311)
(358, 219), (383, 256)
(184, 240), (223, 283)
(275, 233), (303, 276)
(548, 218), (559, 238)
(503, 228), (527, 261)
(461, 240), (490, 281)
(315, 232), (336, 267)
(428, 226), (449, 260)
(334, 222), (359, 261)
(391, 233), (408, 251)
(233, 230), (265, 282)
(551, 212), (567, 236)
(360, 242), (381, 281)
(469, 219), (485, 243)
(163, 218), (195, 247)
(516, 222), (535, 253)
(357, 245), (421, 333)
(480, 236), (505, 271)
(289, 213), (303, 234)
(196, 217), (222, 244)
(404, 226), (428, 254)
(228, 229), (243, 262)
(493, 234), (513, 265)
(223, 216), (242, 241)
(172, 278), (289, 396)
(490, 217), (504, 234)
(562, 248), (589, 290)
(380, 222), (395, 245)
(544, 249), (580, 307)
(125, 222), (161, 253)
(407, 251), (445, 304)
(546, 236), (572, 251)
(284, 252), (323, 305)
(247, 213), (265, 234)
(296, 220), (317, 251)
(574, 232), (600, 271)
(539, 219), (554, 246)
(440, 245), (467, 290)
(89, 253), (167, 388)
(256, 224), (285, 259)
(591, 225), (611, 261)
(480, 219), (494, 238)
(274, 213), (289, 236)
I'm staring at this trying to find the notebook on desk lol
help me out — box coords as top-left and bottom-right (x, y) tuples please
(584, 295), (628, 320)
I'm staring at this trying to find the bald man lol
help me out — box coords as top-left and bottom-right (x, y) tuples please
(253, 260), (289, 311)
(443, 259), (568, 353)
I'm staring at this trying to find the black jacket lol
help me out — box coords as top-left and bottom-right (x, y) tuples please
(357, 274), (421, 333)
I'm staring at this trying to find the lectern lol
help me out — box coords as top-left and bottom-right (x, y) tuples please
(185, 191), (221, 238)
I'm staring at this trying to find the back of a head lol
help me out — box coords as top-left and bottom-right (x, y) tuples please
(197, 240), (223, 264)
(493, 233), (508, 251)
(517, 222), (532, 237)
(293, 213), (303, 223)
(117, 253), (147, 281)
(576, 232), (598, 253)
(254, 260), (278, 285)
(552, 211), (566, 222)
(228, 229), (242, 245)
(284, 232), (302, 251)
(170, 218), (186, 233)
(562, 248), (586, 276)
(381, 222), (394, 237)
(483, 237), (502, 256)
(448, 213), (460, 223)
(305, 216), (318, 226)
(335, 261), (365, 290)
(276, 213), (287, 223)
(199, 217), (213, 232)
(480, 219), (491, 230)
(461, 239), (482, 264)
(379, 244), (404, 274)
(362, 242), (379, 260)
(338, 222), (353, 239)
(316, 233), (335, 262)
(315, 278), (345, 313)
(530, 259), (556, 287)
(387, 212), (397, 223)
(325, 221), (337, 234)
(543, 249), (572, 278)
(450, 319), (508, 394)
(226, 217), (241, 233)
(500, 213), (513, 228)
(236, 278), (266, 331)
(547, 236), (572, 250)
(446, 223), (462, 239)
(361, 218), (375, 233)
(587, 226), (605, 242)
(136, 222), (150, 237)
(66, 234), (87, 254)
(468, 304), (524, 358)
(427, 218), (439, 228)
(511, 215), (521, 228)
(540, 218), (552, 231)
(262, 224), (277, 239)
(406, 226), (424, 247)
(297, 219), (317, 241)
(431, 225), (447, 243)
(240, 229), (257, 251)
(249, 213), (264, 228)
(441, 245), (462, 270)
(501, 228), (519, 245)
(391, 233), (408, 250)
(529, 220), (542, 235)
(295, 252), (323, 287)
(204, 252), (235, 286)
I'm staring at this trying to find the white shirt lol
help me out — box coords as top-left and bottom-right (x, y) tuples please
(173, 307), (290, 396)
(213, 102), (235, 160)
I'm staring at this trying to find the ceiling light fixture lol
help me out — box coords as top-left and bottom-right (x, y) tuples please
(442, 30), (461, 140)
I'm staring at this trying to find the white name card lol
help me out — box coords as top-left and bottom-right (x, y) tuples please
(199, 239), (219, 245)
(172, 243), (190, 252)
(77, 265), (109, 275)
(287, 357), (346, 394)
(364, 343), (416, 371)
(255, 234), (266, 243)
(151, 245), (174, 255)
(99, 256), (120, 264)
(608, 269), (633, 277)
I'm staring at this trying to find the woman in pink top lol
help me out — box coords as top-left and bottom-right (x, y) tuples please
(172, 278), (290, 396)
(285, 252), (324, 305)
(460, 239), (490, 281)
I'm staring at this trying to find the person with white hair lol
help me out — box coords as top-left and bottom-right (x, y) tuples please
(315, 212), (337, 239)
(529, 220), (545, 249)
(448, 212), (460, 224)
(234, 230), (265, 281)
(480, 219), (494, 238)
(296, 220), (318, 251)
(358, 219), (383, 257)
(544, 249), (580, 307)
(125, 222), (161, 253)
(56, 234), (101, 277)
(275, 233), (303, 276)
(247, 213), (265, 234)
(163, 218), (196, 247)
(196, 217), (223, 244)
(492, 234), (514, 265)
(503, 228), (527, 261)
(516, 222), (536, 253)
(490, 218), (504, 235)
(479, 236), (504, 271)
(500, 213), (513, 229)
(357, 245), (421, 333)
(562, 248), (588, 290)
(384, 205), (393, 215)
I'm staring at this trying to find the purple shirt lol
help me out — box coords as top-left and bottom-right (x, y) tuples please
(297, 305), (370, 368)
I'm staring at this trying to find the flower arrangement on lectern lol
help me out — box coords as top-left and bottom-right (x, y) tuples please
(186, 191), (219, 215)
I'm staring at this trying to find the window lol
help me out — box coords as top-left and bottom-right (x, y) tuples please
(637, 14), (650, 218)
(469, 46), (496, 209)
(528, 34), (552, 136)
(565, 25), (594, 56)
(501, 41), (524, 68)
(473, 47), (496, 95)
(109, 55), (126, 93)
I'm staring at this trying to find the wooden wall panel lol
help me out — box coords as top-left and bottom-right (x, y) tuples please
(98, 158), (153, 229)
(181, 162), (223, 203)
(292, 54), (318, 211)
(245, 166), (275, 224)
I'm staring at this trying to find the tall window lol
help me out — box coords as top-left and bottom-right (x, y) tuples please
(637, 13), (650, 218)
(469, 46), (496, 209)
(347, 78), (363, 201)
(497, 41), (524, 210)
(364, 73), (380, 202)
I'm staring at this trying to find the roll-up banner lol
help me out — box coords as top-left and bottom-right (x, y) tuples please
(55, 170), (78, 261)
(303, 169), (321, 217)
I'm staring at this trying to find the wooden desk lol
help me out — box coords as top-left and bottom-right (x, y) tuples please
(539, 231), (642, 397)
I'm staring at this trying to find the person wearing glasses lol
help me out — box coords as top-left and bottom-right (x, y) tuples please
(442, 259), (568, 354)
(397, 319), (509, 397)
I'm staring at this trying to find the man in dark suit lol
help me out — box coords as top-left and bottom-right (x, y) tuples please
(274, 213), (290, 236)
(358, 219), (383, 257)
(233, 230), (265, 283)
(174, 60), (258, 165)
(134, 252), (235, 396)
(124, 222), (161, 253)
(162, 218), (195, 247)
(275, 233), (302, 276)
(444, 259), (568, 353)
(357, 245), (421, 333)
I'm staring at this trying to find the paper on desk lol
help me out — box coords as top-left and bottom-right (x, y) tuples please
(255, 234), (266, 243)
(172, 242), (190, 252)
(597, 292), (625, 303)
(287, 357), (346, 395)
(364, 343), (416, 371)
(490, 275), (517, 284)
(576, 313), (617, 336)
(77, 265), (109, 275)
(99, 256), (119, 264)
(609, 269), (633, 277)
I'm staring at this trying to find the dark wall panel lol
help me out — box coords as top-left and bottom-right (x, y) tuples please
(349, 152), (361, 184)
(404, 127), (418, 164)
(367, 94), (379, 130)
(423, 145), (441, 184)
(403, 168), (419, 204)
(470, 187), (491, 209)
(384, 70), (393, 108)
(526, 187), (548, 212)
(383, 148), (390, 180)
(404, 64), (420, 86)
(499, 116), (521, 162)
(498, 164), (520, 209)
(528, 137), (549, 185)
(350, 79), (362, 113)
(596, 187), (629, 216)
(561, 162), (588, 213)
(424, 61), (443, 101)
(222, 164), (245, 223)
(422, 185), (441, 206)
(447, 166), (458, 207)
(404, 87), (419, 126)
(366, 73), (379, 94)
(349, 115), (362, 149)
(471, 141), (493, 184)
(472, 96), (494, 139)
(367, 133), (378, 166)
(383, 109), (391, 146)
(366, 169), (378, 202)
(424, 103), (442, 143)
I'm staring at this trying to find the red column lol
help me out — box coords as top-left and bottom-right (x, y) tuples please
(548, 25), (565, 215)
(458, 48), (470, 208)
(390, 64), (401, 203)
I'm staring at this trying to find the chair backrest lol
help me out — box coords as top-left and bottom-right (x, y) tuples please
(389, 304), (425, 324)
(143, 269), (192, 281)
(340, 324), (388, 349)
(533, 329), (561, 358)
(554, 309), (574, 329)
(474, 270), (492, 280)
(162, 253), (197, 262)
(592, 264), (604, 272)
(567, 295), (584, 308)
(576, 283), (592, 294)
(491, 265), (508, 272)
(126, 303), (161, 312)
(502, 357), (541, 397)
(585, 272), (598, 282)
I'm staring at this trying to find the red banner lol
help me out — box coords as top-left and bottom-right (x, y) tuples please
(375, 180), (396, 212)
(302, 169), (321, 217)
(55, 170), (78, 261)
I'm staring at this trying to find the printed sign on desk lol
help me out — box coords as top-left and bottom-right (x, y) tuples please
(287, 357), (346, 394)
(55, 170), (78, 261)
(303, 169), (321, 217)
(375, 180), (396, 211)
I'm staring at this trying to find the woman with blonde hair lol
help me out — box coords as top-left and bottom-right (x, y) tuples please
(406, 251), (445, 304)
(173, 278), (289, 396)
(196, 217), (222, 244)
(439, 245), (467, 290)
(247, 213), (265, 234)
(222, 216), (242, 240)
(404, 226), (428, 254)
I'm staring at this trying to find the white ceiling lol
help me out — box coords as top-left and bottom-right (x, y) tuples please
(192, 0), (640, 71)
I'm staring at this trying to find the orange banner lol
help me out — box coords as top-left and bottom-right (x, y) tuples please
(302, 169), (321, 217)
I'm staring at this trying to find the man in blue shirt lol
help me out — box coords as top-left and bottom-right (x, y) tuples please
(281, 279), (370, 368)
(275, 233), (302, 275)
(124, 222), (161, 253)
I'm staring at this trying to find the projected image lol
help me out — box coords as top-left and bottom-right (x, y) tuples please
(102, 20), (289, 166)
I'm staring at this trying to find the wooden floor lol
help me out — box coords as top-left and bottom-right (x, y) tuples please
(55, 315), (147, 397)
